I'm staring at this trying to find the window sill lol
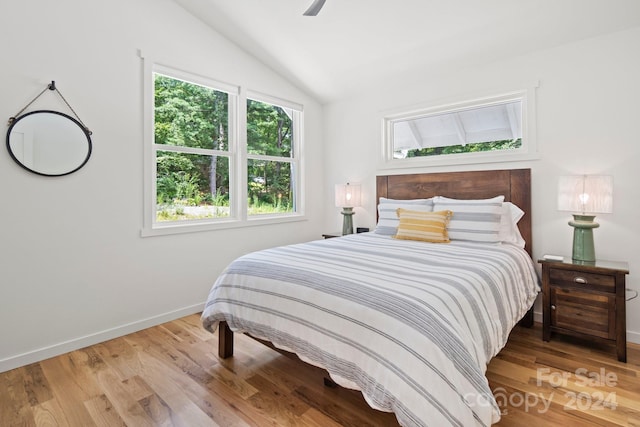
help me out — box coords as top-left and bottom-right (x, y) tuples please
(141, 214), (307, 237)
(379, 150), (540, 170)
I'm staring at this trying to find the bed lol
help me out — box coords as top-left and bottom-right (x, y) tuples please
(201, 168), (539, 427)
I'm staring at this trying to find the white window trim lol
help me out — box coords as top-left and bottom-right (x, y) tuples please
(245, 90), (304, 220)
(380, 83), (539, 169)
(140, 54), (305, 237)
(247, 89), (304, 112)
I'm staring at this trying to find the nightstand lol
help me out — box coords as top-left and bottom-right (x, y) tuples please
(322, 232), (342, 239)
(539, 257), (629, 362)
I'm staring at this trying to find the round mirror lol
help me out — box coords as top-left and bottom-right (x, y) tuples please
(6, 110), (92, 176)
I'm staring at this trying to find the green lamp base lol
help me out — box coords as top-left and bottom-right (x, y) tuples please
(569, 214), (599, 263)
(341, 207), (355, 235)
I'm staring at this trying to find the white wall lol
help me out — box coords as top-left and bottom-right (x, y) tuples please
(0, 0), (324, 372)
(324, 27), (640, 343)
(1, 2), (637, 373)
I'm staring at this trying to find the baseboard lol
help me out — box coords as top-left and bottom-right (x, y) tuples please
(534, 308), (542, 324)
(3, 305), (637, 374)
(0, 303), (204, 374)
(627, 330), (640, 345)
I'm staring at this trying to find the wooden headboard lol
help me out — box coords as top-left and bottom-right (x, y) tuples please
(376, 169), (532, 256)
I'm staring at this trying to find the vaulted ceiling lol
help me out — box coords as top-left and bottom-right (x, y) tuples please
(173, 0), (640, 103)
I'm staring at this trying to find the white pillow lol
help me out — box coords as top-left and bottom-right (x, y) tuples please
(375, 197), (434, 235)
(499, 202), (526, 248)
(432, 196), (505, 243)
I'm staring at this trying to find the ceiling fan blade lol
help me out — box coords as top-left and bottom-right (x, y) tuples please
(303, 0), (326, 16)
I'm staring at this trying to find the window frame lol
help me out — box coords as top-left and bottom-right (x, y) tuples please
(141, 58), (305, 237)
(245, 91), (303, 220)
(381, 85), (539, 169)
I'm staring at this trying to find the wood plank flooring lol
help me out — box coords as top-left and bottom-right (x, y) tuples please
(1, 314), (639, 426)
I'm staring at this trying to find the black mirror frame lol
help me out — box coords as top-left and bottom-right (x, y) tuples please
(6, 110), (93, 177)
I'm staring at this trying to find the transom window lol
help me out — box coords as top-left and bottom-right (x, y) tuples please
(382, 88), (537, 167)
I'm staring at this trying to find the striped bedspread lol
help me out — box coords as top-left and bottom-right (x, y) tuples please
(202, 232), (539, 426)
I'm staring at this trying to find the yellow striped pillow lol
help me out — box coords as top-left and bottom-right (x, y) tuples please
(393, 208), (453, 243)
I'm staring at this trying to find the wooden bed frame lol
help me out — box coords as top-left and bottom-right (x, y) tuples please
(218, 168), (534, 358)
(376, 168), (532, 257)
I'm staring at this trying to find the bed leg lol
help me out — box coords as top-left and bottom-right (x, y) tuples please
(323, 377), (338, 388)
(218, 321), (234, 358)
(519, 306), (534, 328)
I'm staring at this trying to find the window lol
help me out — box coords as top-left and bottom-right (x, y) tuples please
(142, 62), (303, 236)
(246, 96), (300, 216)
(153, 73), (233, 222)
(382, 87), (538, 167)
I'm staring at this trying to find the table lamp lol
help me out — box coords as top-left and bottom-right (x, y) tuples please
(557, 175), (613, 262)
(335, 183), (362, 235)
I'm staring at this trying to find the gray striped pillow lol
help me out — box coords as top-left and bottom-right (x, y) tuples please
(432, 196), (505, 243)
(375, 197), (434, 235)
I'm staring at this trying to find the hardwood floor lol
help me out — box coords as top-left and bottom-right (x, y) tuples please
(1, 314), (639, 426)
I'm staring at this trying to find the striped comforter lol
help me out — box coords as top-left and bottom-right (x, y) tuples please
(202, 232), (539, 426)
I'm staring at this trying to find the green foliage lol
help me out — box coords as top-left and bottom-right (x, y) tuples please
(246, 99), (294, 213)
(403, 138), (522, 158)
(154, 75), (295, 221)
(246, 99), (292, 157)
(154, 74), (232, 221)
(248, 193), (292, 215)
(154, 74), (228, 150)
(247, 158), (294, 214)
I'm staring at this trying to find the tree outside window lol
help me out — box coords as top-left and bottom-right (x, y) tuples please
(154, 74), (231, 222)
(246, 99), (296, 215)
(149, 70), (302, 229)
(382, 88), (538, 168)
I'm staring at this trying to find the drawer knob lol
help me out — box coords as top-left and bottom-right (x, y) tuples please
(551, 305), (556, 310)
(574, 276), (588, 284)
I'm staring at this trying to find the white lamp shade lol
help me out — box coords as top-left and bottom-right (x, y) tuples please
(558, 175), (613, 214)
(335, 183), (362, 208)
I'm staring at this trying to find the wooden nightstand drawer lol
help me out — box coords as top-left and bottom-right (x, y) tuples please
(549, 268), (615, 292)
(550, 288), (614, 339)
